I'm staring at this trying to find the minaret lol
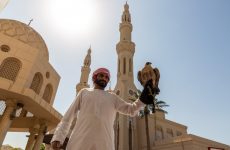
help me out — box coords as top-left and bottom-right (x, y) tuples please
(76, 47), (91, 94)
(114, 3), (139, 150)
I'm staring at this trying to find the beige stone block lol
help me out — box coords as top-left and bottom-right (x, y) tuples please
(50, 108), (55, 116)
(15, 48), (38, 63)
(39, 83), (46, 95)
(34, 95), (41, 104)
(16, 54), (35, 64)
(40, 100), (50, 112)
(12, 40), (31, 51)
(55, 111), (62, 120)
(0, 54), (5, 62)
(4, 38), (35, 56)
(23, 88), (36, 100)
(49, 64), (61, 79)
(57, 113), (62, 120)
(0, 33), (12, 45)
(10, 84), (22, 93)
(10, 77), (26, 92)
(0, 53), (10, 63)
(34, 61), (47, 73)
(47, 105), (52, 113)
(7, 41), (27, 56)
(21, 60), (34, 70)
(18, 66), (34, 80)
(0, 77), (13, 89)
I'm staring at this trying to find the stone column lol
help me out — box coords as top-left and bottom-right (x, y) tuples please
(32, 122), (47, 150)
(25, 127), (38, 150)
(0, 100), (17, 146)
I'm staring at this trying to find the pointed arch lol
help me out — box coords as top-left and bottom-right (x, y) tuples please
(123, 57), (126, 74)
(0, 57), (21, 81)
(156, 125), (163, 141)
(30, 72), (43, 94)
(166, 128), (174, 138)
(42, 84), (53, 103)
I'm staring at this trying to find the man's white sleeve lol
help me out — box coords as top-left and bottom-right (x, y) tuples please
(114, 96), (145, 117)
(51, 90), (82, 144)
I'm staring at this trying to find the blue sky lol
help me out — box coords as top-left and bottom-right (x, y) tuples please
(1, 0), (230, 148)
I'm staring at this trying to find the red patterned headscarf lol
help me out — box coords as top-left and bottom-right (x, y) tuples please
(92, 68), (110, 81)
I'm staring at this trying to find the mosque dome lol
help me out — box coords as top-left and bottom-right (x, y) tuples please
(0, 19), (49, 60)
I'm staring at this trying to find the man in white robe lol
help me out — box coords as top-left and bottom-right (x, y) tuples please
(51, 68), (153, 150)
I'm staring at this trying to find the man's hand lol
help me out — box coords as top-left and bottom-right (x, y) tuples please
(51, 141), (61, 150)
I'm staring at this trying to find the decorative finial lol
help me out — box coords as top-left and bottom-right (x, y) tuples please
(124, 1), (129, 10)
(88, 45), (91, 53)
(28, 19), (33, 26)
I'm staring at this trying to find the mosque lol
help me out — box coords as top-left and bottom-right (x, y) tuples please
(0, 2), (229, 150)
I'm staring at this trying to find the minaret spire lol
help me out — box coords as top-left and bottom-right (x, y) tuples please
(83, 47), (91, 67)
(122, 2), (131, 23)
(114, 3), (138, 150)
(116, 2), (135, 84)
(119, 2), (133, 42)
(76, 47), (92, 94)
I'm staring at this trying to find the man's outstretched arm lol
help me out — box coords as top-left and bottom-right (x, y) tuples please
(51, 89), (83, 148)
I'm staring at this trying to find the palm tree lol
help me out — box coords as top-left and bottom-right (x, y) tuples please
(40, 143), (45, 150)
(151, 99), (168, 143)
(144, 105), (151, 150)
(139, 98), (169, 150)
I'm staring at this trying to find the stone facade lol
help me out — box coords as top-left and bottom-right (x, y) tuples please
(0, 19), (62, 149)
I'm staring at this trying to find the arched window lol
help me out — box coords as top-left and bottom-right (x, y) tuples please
(30, 72), (43, 94)
(166, 128), (174, 138)
(176, 131), (182, 136)
(156, 126), (163, 141)
(123, 57), (126, 74)
(42, 84), (53, 103)
(0, 57), (21, 81)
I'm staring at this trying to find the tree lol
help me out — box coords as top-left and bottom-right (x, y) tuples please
(139, 98), (169, 150)
(40, 143), (45, 150)
(152, 99), (168, 143)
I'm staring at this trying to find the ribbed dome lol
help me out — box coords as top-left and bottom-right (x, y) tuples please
(0, 19), (49, 60)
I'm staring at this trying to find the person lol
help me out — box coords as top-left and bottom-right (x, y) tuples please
(51, 68), (154, 150)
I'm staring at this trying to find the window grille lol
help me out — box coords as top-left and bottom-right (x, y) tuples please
(0, 58), (21, 81)
(42, 84), (53, 103)
(123, 57), (126, 74)
(30, 72), (43, 94)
